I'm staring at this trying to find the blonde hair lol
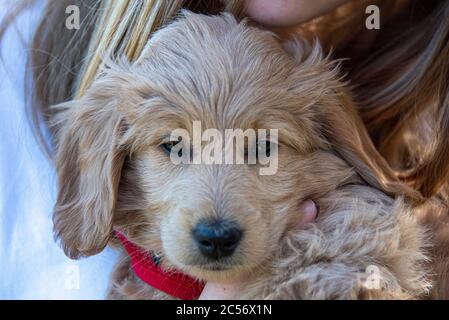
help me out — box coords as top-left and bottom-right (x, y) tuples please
(76, 0), (181, 96)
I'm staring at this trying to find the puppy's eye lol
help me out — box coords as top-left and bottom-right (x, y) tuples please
(160, 139), (182, 157)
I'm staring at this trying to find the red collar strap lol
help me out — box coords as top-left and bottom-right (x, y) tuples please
(113, 230), (205, 300)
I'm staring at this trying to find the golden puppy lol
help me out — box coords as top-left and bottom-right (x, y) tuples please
(51, 11), (429, 299)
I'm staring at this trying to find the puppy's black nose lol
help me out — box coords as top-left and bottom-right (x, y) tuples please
(193, 220), (242, 259)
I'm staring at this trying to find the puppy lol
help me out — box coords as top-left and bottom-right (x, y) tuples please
(51, 12), (430, 299)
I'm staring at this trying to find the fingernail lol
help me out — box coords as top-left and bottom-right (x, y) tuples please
(300, 200), (316, 215)
(298, 200), (317, 226)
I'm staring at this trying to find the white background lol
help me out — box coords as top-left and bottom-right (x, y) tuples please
(0, 1), (118, 299)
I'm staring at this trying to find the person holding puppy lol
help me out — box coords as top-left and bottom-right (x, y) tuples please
(2, 0), (447, 300)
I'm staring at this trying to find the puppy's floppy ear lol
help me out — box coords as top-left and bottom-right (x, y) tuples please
(52, 69), (129, 259)
(283, 39), (421, 201)
(321, 90), (422, 201)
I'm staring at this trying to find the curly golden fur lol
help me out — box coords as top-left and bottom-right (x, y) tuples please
(50, 12), (431, 299)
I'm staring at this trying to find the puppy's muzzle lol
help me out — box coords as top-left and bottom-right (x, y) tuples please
(192, 219), (242, 260)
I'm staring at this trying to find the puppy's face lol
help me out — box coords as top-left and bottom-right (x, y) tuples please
(112, 13), (351, 281)
(121, 92), (323, 281)
(53, 12), (413, 282)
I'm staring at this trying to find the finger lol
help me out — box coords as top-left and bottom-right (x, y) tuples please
(297, 199), (318, 228)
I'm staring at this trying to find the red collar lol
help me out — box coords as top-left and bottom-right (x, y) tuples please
(114, 231), (205, 300)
